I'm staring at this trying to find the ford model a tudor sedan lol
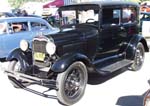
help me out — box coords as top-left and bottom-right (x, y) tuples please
(4, 1), (149, 106)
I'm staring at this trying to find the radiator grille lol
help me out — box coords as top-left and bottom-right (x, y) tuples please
(32, 40), (47, 53)
(32, 39), (50, 67)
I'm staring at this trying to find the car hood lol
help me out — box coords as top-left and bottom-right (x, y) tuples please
(47, 24), (98, 43)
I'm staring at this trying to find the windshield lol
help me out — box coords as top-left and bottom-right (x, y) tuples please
(59, 5), (99, 27)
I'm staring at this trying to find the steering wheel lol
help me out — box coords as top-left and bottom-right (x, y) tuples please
(86, 18), (95, 23)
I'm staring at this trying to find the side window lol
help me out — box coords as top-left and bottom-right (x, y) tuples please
(9, 22), (28, 33)
(102, 8), (121, 25)
(78, 9), (99, 23)
(122, 7), (137, 23)
(61, 10), (76, 25)
(31, 22), (49, 31)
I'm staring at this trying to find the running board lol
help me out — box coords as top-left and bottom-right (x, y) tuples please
(97, 60), (133, 75)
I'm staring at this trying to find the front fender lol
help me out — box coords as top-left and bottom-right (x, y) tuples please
(6, 48), (32, 72)
(51, 53), (91, 73)
(126, 35), (149, 60)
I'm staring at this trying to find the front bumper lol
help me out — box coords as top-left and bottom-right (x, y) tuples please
(5, 69), (57, 88)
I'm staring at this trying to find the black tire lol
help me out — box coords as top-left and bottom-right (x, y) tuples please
(130, 42), (145, 71)
(8, 60), (29, 88)
(56, 61), (88, 106)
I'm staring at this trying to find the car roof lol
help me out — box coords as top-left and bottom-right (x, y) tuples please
(59, 1), (139, 10)
(0, 17), (45, 23)
(80, 1), (139, 6)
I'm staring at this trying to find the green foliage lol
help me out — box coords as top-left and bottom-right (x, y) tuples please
(140, 0), (150, 2)
(8, 0), (48, 8)
(126, 0), (149, 2)
(8, 0), (150, 8)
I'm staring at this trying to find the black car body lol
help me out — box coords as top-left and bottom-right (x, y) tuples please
(4, 1), (149, 106)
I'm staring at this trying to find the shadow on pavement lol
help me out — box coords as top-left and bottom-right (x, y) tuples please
(88, 67), (128, 85)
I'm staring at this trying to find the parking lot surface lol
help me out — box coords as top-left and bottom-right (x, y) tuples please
(0, 52), (150, 106)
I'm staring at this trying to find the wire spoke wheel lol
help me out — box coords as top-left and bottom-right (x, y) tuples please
(8, 60), (29, 88)
(64, 69), (82, 98)
(130, 42), (145, 71)
(56, 62), (88, 106)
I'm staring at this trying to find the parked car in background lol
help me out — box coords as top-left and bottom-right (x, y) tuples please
(4, 1), (149, 106)
(140, 5), (150, 12)
(144, 89), (150, 106)
(143, 80), (150, 106)
(0, 12), (16, 18)
(140, 12), (150, 25)
(0, 17), (59, 61)
(43, 15), (60, 27)
(140, 12), (150, 38)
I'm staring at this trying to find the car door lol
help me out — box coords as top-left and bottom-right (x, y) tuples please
(0, 21), (8, 58)
(2, 21), (32, 57)
(97, 8), (123, 60)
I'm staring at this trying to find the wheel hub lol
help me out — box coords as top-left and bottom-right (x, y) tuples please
(135, 49), (143, 66)
(65, 69), (81, 98)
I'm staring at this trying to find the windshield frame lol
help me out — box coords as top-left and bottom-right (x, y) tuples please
(58, 4), (100, 28)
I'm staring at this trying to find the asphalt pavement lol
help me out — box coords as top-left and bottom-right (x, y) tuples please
(0, 46), (150, 106)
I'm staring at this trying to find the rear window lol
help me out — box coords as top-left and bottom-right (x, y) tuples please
(122, 7), (137, 23)
(31, 22), (49, 31)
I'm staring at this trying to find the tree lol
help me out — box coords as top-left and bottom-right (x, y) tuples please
(8, 0), (48, 8)
(140, 0), (150, 2)
(126, 0), (149, 3)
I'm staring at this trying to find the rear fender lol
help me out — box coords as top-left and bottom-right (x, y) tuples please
(126, 35), (149, 60)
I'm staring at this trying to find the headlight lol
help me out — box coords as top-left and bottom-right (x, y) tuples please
(46, 42), (56, 55)
(20, 39), (29, 52)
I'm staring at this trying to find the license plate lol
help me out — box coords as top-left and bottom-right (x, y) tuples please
(34, 52), (45, 61)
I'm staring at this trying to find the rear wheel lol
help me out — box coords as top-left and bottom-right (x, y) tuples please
(56, 61), (88, 106)
(130, 42), (145, 71)
(8, 60), (29, 88)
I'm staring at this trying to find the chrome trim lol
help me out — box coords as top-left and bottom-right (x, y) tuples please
(33, 35), (54, 43)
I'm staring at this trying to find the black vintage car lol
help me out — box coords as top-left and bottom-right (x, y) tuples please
(4, 1), (149, 106)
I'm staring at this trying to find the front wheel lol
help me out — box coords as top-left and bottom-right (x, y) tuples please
(8, 60), (30, 88)
(130, 42), (145, 71)
(56, 61), (88, 106)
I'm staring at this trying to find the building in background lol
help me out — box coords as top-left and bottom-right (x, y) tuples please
(42, 0), (91, 16)
(42, 0), (63, 16)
